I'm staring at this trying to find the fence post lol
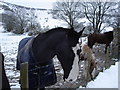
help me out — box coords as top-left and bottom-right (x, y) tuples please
(20, 62), (29, 89)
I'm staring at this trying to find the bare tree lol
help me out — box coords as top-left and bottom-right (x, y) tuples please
(27, 10), (42, 35)
(82, 0), (115, 33)
(51, 0), (84, 29)
(2, 1), (43, 35)
(2, 4), (16, 32)
(12, 7), (28, 34)
(2, 13), (15, 32)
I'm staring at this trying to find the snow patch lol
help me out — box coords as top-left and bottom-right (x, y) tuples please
(79, 62), (118, 88)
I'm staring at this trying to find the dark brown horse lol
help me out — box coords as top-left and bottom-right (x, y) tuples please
(88, 31), (113, 54)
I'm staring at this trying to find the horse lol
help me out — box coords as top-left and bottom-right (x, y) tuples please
(16, 27), (85, 89)
(0, 52), (11, 90)
(87, 31), (113, 54)
(79, 44), (96, 81)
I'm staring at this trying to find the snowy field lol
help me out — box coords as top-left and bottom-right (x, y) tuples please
(0, 24), (28, 88)
(0, 22), (119, 89)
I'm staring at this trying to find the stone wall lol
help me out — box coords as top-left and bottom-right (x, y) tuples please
(112, 28), (120, 60)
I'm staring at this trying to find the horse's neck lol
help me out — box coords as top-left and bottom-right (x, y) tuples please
(32, 33), (62, 62)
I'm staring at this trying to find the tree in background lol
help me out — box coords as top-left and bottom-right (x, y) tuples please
(2, 5), (15, 32)
(11, 7), (28, 34)
(2, 13), (15, 32)
(2, 4), (28, 34)
(82, 0), (116, 33)
(2, 2), (42, 35)
(107, 2), (120, 28)
(51, 0), (84, 30)
(27, 10), (42, 36)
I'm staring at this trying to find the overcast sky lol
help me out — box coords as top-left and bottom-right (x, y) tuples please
(2, 0), (119, 9)
(3, 0), (57, 9)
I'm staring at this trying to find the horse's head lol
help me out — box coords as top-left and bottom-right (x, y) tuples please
(58, 27), (85, 81)
(68, 27), (85, 47)
(79, 44), (91, 61)
(57, 43), (81, 81)
(104, 31), (113, 43)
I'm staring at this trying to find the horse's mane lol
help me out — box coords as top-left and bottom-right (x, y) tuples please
(43, 27), (71, 35)
(35, 27), (74, 41)
(36, 27), (71, 37)
(33, 27), (74, 48)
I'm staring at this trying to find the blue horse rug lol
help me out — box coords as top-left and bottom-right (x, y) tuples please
(16, 37), (57, 88)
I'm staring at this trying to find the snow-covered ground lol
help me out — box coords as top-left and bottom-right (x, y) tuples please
(79, 62), (119, 88)
(0, 24), (27, 88)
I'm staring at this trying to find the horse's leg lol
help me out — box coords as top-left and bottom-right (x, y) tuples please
(105, 44), (111, 69)
(88, 42), (93, 49)
(89, 61), (95, 80)
(105, 45), (108, 54)
(108, 44), (111, 53)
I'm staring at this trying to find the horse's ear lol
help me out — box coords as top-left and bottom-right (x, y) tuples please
(68, 27), (75, 37)
(78, 27), (85, 36)
(71, 27), (74, 31)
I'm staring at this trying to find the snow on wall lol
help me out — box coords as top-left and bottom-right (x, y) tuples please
(79, 62), (118, 88)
